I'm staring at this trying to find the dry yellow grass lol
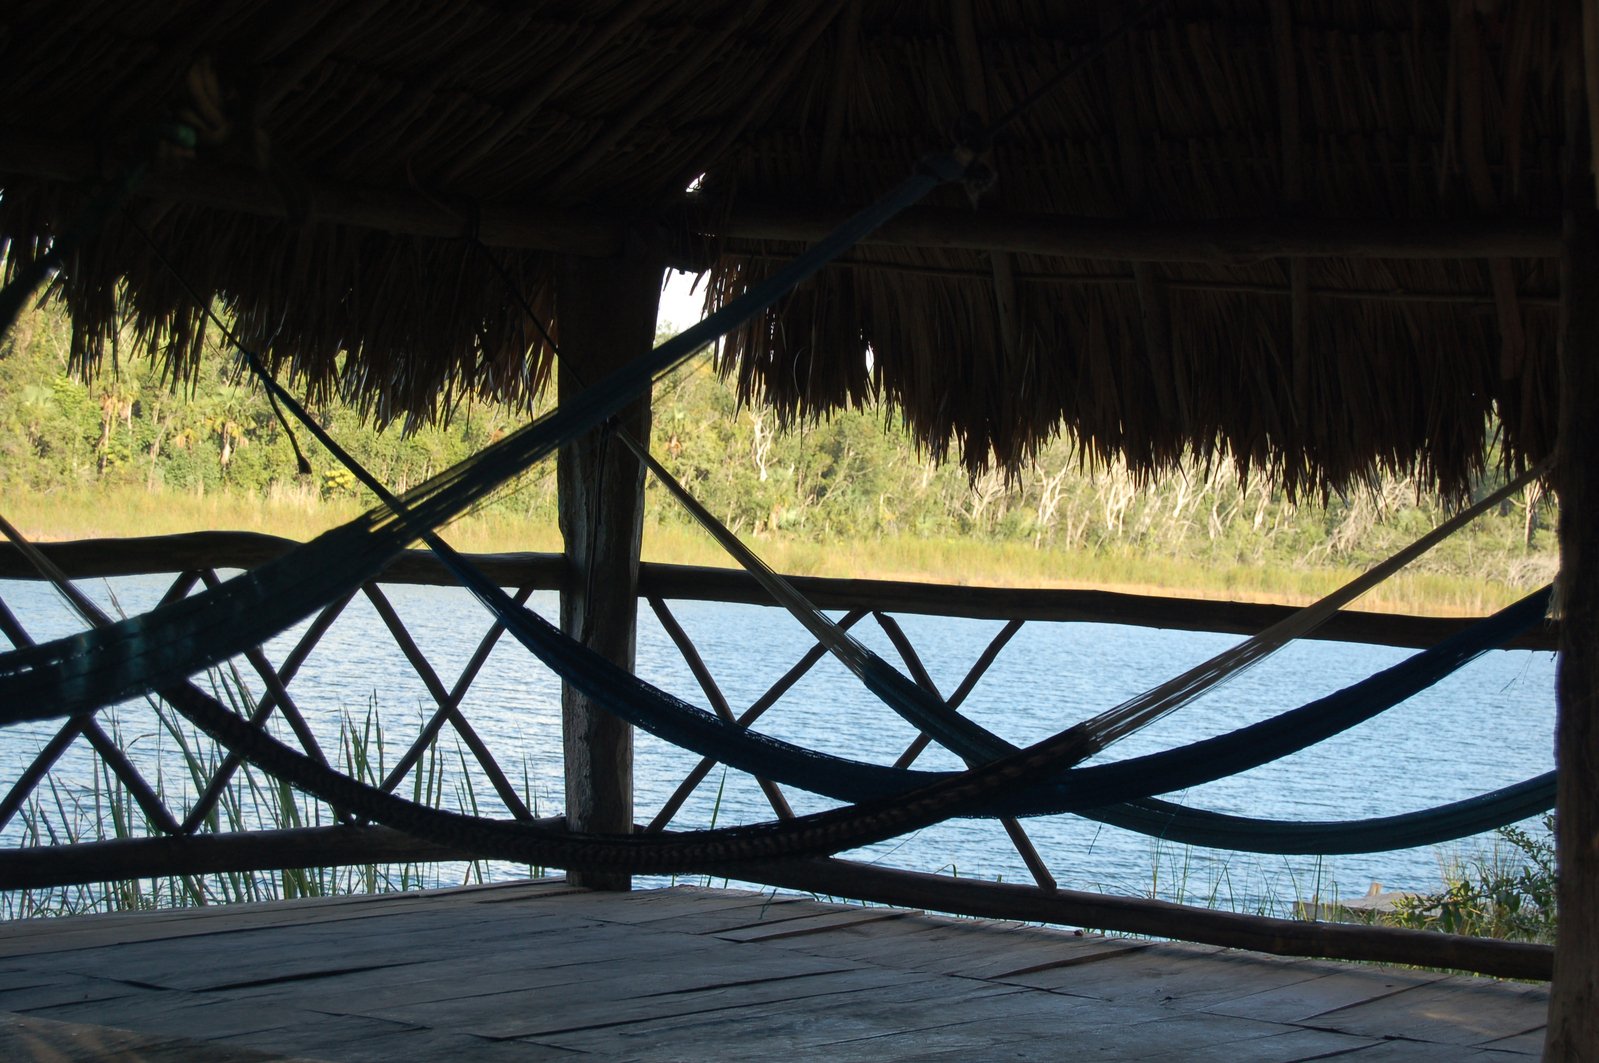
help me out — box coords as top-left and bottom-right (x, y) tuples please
(6, 484), (1540, 619)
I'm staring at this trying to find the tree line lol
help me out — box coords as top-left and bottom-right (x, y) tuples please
(0, 305), (1555, 592)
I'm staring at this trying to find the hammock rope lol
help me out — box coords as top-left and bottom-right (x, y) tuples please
(617, 428), (1551, 769)
(477, 211), (1553, 791)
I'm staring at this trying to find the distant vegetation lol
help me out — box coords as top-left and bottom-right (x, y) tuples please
(0, 303), (1557, 614)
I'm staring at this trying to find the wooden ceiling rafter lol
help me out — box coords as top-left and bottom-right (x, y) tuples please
(8, 129), (1561, 264)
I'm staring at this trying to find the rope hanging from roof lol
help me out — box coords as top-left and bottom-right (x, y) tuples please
(0, 142), (971, 721)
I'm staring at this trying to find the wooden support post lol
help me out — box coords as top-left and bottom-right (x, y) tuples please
(1548, 43), (1599, 1054)
(555, 251), (662, 891)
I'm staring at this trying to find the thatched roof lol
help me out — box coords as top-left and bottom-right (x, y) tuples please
(0, 1), (1580, 497)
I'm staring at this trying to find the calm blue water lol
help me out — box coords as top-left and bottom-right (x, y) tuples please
(0, 573), (1557, 914)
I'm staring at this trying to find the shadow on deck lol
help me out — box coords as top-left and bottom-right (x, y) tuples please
(0, 879), (1548, 1061)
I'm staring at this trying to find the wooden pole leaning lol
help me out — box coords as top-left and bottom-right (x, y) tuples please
(554, 251), (662, 890)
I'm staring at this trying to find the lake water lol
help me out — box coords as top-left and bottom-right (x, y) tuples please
(0, 573), (1558, 915)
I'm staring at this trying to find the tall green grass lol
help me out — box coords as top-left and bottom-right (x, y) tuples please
(1, 674), (547, 919)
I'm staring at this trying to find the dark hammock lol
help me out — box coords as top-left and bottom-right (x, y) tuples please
(432, 551), (1554, 852)
(134, 624), (1553, 872)
(0, 140), (1553, 862)
(151, 527), (1567, 857)
(1089, 776), (1556, 855)
(138, 578), (1551, 869)
(2, 476), (1553, 862)
(180, 222), (1555, 857)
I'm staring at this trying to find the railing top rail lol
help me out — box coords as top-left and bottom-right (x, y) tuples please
(0, 532), (1557, 651)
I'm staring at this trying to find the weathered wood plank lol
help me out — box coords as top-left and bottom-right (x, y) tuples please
(1200, 965), (1447, 1025)
(230, 1023), (560, 1063)
(0, 885), (1554, 1060)
(914, 1025), (1377, 1063)
(0, 973), (148, 1013)
(766, 909), (1153, 978)
(1479, 1027), (1551, 1056)
(563, 885), (809, 929)
(470, 967), (942, 1042)
(1308, 1041), (1531, 1061)
(0, 1011), (323, 1062)
(911, 1011), (1377, 1063)
(712, 906), (910, 943)
(27, 993), (375, 1044)
(537, 975), (1040, 1057)
(1000, 941), (1327, 1009)
(1306, 975), (1551, 1047)
(0, 878), (580, 957)
(16, 909), (607, 993)
(348, 952), (870, 1039)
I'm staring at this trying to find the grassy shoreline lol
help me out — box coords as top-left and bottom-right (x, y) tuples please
(5, 483), (1552, 618)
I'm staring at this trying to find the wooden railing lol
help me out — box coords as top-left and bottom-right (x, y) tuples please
(0, 531), (1558, 649)
(0, 533), (1557, 979)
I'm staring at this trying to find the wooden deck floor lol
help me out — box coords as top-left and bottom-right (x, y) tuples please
(0, 879), (1548, 1061)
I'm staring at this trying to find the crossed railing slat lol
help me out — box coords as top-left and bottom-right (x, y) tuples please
(182, 582), (358, 832)
(360, 584), (535, 820)
(0, 574), (196, 836)
(0, 573), (543, 844)
(871, 612), (1054, 889)
(645, 607), (870, 833)
(641, 600), (1039, 888)
(2, 563), (1051, 885)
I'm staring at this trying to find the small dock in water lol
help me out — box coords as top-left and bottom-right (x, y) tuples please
(0, 879), (1547, 1061)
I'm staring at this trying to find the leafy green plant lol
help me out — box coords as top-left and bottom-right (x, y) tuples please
(1387, 815), (1557, 943)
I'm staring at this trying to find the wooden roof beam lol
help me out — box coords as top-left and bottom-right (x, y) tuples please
(1, 130), (1561, 262)
(718, 202), (1561, 262)
(1, 130), (628, 256)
